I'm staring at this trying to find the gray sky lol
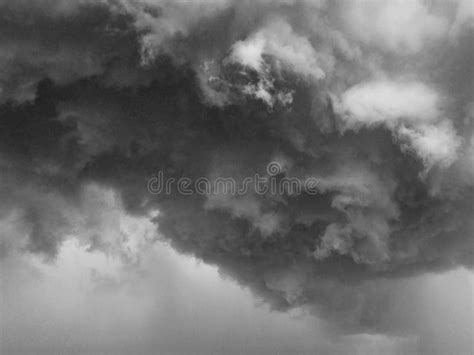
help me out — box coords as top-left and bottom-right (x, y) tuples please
(1, 185), (473, 354)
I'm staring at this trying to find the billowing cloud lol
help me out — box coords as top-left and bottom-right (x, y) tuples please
(229, 18), (327, 80)
(0, 0), (472, 350)
(340, 81), (462, 169)
(341, 81), (441, 126)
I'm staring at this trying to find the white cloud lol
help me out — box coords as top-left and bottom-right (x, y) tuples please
(228, 18), (326, 80)
(340, 80), (461, 169)
(397, 122), (462, 169)
(341, 81), (440, 127)
(344, 0), (449, 53)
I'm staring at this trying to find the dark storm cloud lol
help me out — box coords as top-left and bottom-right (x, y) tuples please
(0, 0), (473, 333)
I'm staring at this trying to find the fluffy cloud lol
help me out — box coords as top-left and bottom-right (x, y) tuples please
(229, 18), (326, 80)
(342, 0), (449, 53)
(340, 81), (462, 169)
(397, 122), (461, 169)
(341, 81), (441, 126)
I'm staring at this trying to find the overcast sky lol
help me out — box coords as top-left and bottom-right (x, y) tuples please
(2, 211), (473, 354)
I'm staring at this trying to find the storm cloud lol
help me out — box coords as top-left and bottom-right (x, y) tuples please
(0, 0), (473, 346)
